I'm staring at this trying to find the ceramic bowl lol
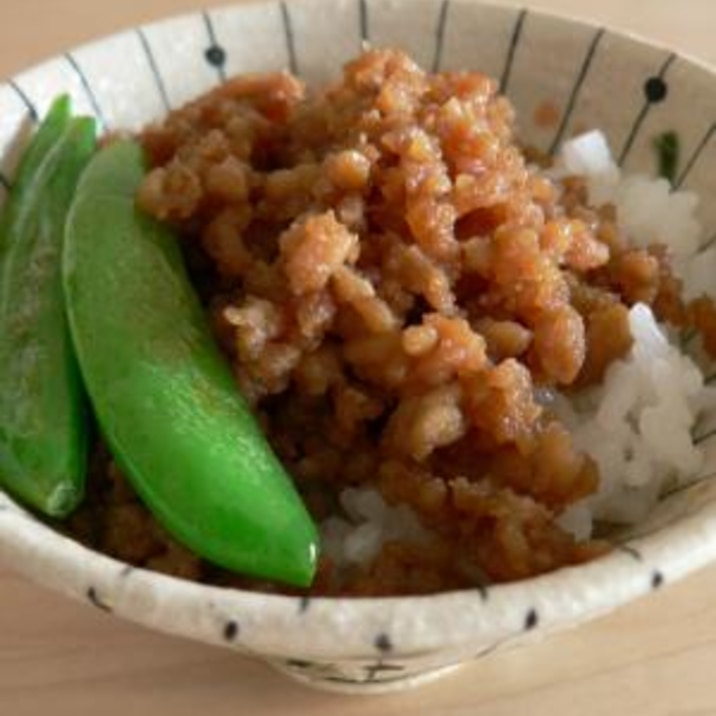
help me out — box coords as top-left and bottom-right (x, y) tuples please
(1, 0), (716, 694)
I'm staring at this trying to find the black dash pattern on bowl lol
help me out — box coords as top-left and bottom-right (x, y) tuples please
(474, 641), (500, 660)
(651, 570), (665, 590)
(618, 53), (675, 165)
(524, 608), (539, 631)
(223, 619), (239, 641)
(374, 632), (393, 654)
(499, 8), (528, 94)
(298, 595), (311, 613)
(64, 52), (106, 126)
(358, 0), (369, 43)
(431, 0), (450, 73)
(86, 586), (112, 612)
(286, 658), (315, 669)
(618, 544), (644, 562)
(644, 75), (668, 103)
(280, 1), (298, 76)
(202, 10), (227, 82)
(136, 28), (171, 112)
(7, 78), (38, 121)
(547, 26), (605, 156)
(675, 122), (716, 189)
(204, 45), (226, 69)
(364, 660), (405, 682)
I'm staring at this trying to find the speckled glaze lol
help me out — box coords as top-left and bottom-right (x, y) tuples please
(1, 0), (716, 694)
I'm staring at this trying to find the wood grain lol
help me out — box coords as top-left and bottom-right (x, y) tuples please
(2, 1), (716, 713)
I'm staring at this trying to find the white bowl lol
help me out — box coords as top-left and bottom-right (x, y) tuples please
(1, 0), (716, 694)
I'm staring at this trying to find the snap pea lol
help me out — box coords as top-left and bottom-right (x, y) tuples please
(2, 96), (71, 218)
(0, 96), (71, 254)
(64, 140), (319, 587)
(0, 104), (96, 517)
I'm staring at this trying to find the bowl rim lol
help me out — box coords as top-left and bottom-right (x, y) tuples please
(2, 0), (716, 661)
(3, 484), (716, 657)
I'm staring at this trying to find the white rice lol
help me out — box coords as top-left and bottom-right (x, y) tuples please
(555, 302), (707, 535)
(321, 131), (716, 565)
(556, 130), (704, 297)
(552, 132), (715, 538)
(320, 487), (429, 567)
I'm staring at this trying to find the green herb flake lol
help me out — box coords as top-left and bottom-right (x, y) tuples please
(653, 131), (680, 185)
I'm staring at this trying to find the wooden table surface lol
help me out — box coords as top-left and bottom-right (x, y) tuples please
(2, 1), (716, 713)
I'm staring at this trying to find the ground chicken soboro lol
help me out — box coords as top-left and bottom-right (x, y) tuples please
(70, 49), (702, 596)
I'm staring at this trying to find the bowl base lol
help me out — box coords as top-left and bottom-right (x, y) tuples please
(267, 659), (462, 695)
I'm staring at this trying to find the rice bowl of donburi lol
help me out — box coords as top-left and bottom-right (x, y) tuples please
(1, 0), (716, 693)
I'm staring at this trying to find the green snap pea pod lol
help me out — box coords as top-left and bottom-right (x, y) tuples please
(11, 97), (72, 193)
(64, 140), (319, 587)
(0, 111), (96, 517)
(0, 96), (72, 246)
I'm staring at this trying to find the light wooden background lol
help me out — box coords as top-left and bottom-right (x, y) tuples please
(2, 1), (716, 714)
